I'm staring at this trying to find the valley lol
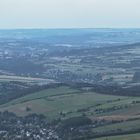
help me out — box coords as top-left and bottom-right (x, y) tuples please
(0, 29), (140, 139)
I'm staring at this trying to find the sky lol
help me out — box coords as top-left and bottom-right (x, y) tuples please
(0, 0), (140, 29)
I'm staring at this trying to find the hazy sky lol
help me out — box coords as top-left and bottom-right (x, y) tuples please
(0, 0), (140, 28)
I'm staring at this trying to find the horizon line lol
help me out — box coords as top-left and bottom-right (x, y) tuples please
(0, 27), (140, 30)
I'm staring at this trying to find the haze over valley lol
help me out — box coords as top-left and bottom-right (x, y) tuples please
(0, 29), (140, 139)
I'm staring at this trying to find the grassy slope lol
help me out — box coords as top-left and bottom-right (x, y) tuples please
(1, 86), (140, 138)
(92, 119), (140, 132)
(0, 86), (128, 119)
(94, 133), (140, 140)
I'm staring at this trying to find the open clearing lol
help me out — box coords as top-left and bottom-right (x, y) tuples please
(94, 133), (140, 140)
(0, 75), (55, 84)
(0, 86), (140, 121)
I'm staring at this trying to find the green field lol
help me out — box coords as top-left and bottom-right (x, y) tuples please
(0, 86), (129, 118)
(94, 133), (140, 140)
(92, 119), (140, 133)
(0, 86), (140, 120)
(1, 85), (140, 138)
